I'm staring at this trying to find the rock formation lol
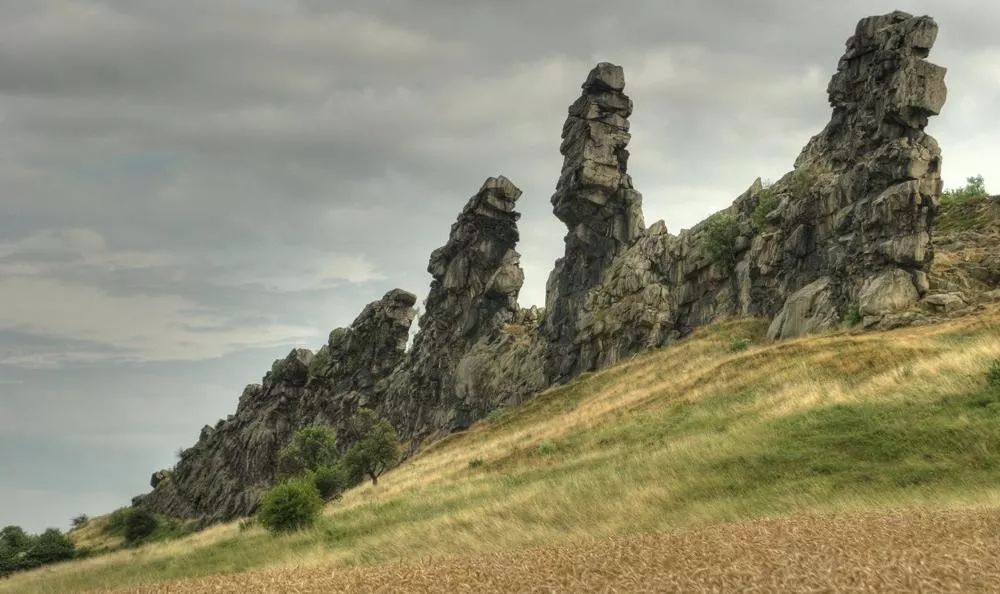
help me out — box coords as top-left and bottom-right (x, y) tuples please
(380, 176), (546, 439)
(139, 178), (545, 521)
(138, 289), (416, 522)
(545, 62), (644, 381)
(544, 10), (947, 377)
(136, 12), (971, 524)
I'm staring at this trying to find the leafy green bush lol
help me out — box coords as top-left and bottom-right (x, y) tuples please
(0, 526), (29, 550)
(124, 508), (158, 544)
(845, 305), (862, 327)
(278, 425), (340, 478)
(538, 440), (558, 455)
(258, 479), (324, 533)
(988, 359), (1000, 388)
(703, 211), (740, 266)
(941, 175), (988, 205)
(343, 409), (402, 486)
(311, 464), (348, 500)
(103, 507), (131, 537)
(0, 526), (74, 576)
(752, 187), (780, 230)
(486, 408), (508, 423)
(788, 167), (817, 196)
(730, 338), (752, 352)
(26, 529), (74, 566)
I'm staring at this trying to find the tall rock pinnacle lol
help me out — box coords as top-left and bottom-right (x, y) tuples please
(768, 11), (947, 337)
(544, 62), (644, 381)
(383, 176), (534, 436)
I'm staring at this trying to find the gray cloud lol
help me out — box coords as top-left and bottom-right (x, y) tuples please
(1, 0), (998, 531)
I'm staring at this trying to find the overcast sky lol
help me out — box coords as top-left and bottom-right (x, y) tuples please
(2, 0), (997, 533)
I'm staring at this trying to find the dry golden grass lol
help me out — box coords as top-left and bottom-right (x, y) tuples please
(111, 507), (1000, 593)
(68, 515), (124, 554)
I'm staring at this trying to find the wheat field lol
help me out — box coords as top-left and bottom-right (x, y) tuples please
(109, 508), (1000, 593)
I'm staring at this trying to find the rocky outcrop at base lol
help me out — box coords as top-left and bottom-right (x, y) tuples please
(135, 12), (986, 525)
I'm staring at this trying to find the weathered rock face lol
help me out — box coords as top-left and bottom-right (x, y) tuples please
(548, 11), (947, 375)
(380, 176), (546, 438)
(137, 13), (970, 525)
(139, 289), (416, 522)
(545, 62), (644, 381)
(139, 179), (546, 521)
(771, 11), (946, 335)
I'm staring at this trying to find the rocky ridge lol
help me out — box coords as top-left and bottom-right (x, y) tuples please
(138, 12), (994, 524)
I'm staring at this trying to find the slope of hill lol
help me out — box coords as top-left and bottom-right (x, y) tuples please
(5, 302), (1000, 592)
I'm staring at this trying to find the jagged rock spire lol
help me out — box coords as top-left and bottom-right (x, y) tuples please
(422, 175), (524, 339)
(545, 62), (644, 381)
(383, 176), (529, 435)
(770, 11), (947, 337)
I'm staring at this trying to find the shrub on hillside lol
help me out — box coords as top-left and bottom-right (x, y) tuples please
(71, 514), (89, 529)
(788, 167), (818, 196)
(0, 526), (74, 576)
(343, 409), (402, 486)
(25, 529), (75, 566)
(0, 526), (29, 550)
(103, 507), (131, 537)
(703, 211), (740, 266)
(730, 338), (752, 352)
(311, 464), (349, 501)
(258, 479), (324, 533)
(988, 359), (1000, 388)
(124, 508), (158, 544)
(941, 175), (988, 205)
(752, 187), (780, 230)
(277, 425), (340, 478)
(538, 440), (558, 455)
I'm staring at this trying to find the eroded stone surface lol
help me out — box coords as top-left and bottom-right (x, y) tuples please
(545, 62), (644, 381)
(548, 11), (948, 378)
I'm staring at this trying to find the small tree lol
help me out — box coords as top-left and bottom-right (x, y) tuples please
(71, 514), (89, 529)
(703, 211), (740, 266)
(124, 508), (158, 544)
(258, 479), (324, 533)
(343, 409), (401, 486)
(25, 529), (74, 567)
(0, 526), (29, 550)
(0, 526), (74, 575)
(0, 526), (30, 576)
(311, 464), (349, 501)
(277, 425), (339, 478)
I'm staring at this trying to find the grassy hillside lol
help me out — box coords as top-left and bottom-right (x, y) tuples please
(5, 306), (1000, 592)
